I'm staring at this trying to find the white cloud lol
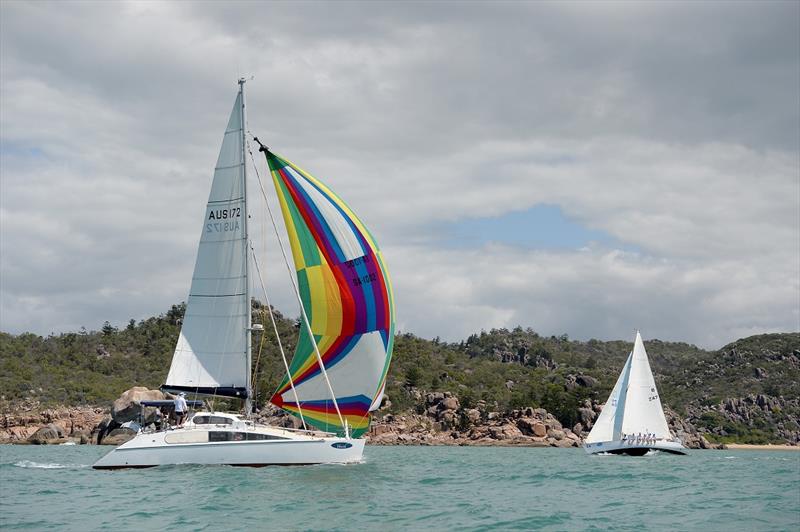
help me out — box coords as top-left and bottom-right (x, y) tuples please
(388, 242), (798, 349)
(1, 1), (797, 349)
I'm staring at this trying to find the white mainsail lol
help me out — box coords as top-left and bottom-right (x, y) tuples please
(586, 331), (672, 443)
(620, 331), (671, 439)
(164, 92), (249, 397)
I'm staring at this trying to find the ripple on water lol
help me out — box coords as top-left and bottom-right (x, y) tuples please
(0, 446), (798, 531)
(481, 510), (573, 531)
(601, 501), (625, 509)
(419, 476), (449, 485)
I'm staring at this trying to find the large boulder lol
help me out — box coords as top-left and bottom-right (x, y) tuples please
(464, 409), (482, 425)
(516, 417), (549, 437)
(439, 410), (457, 429)
(488, 424), (523, 440)
(27, 423), (64, 444)
(111, 387), (166, 424)
(552, 437), (578, 448)
(578, 407), (596, 427)
(101, 427), (137, 446)
(532, 408), (549, 419)
(441, 396), (459, 411)
(516, 417), (536, 435)
(565, 375), (578, 391)
(544, 416), (562, 431)
(425, 392), (444, 405)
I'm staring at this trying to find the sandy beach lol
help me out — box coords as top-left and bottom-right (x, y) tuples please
(724, 443), (799, 451)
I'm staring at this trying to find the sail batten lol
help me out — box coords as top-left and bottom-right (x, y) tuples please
(266, 151), (394, 436)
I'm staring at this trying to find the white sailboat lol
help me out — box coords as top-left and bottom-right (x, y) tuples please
(94, 79), (395, 469)
(584, 331), (687, 456)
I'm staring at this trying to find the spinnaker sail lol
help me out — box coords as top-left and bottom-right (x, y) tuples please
(265, 151), (395, 436)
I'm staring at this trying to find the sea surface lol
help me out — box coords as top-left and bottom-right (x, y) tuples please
(1, 445), (798, 531)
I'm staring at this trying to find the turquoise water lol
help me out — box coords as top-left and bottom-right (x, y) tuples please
(1, 445), (798, 531)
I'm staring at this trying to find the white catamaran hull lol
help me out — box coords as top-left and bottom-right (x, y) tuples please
(93, 428), (365, 469)
(584, 439), (688, 456)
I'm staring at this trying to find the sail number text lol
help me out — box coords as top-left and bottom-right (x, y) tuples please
(345, 255), (377, 286)
(352, 272), (377, 287)
(344, 255), (371, 269)
(206, 208), (242, 233)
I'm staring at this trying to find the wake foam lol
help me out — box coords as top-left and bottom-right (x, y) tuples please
(13, 460), (86, 469)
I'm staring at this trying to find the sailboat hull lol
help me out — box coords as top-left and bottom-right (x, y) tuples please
(584, 439), (688, 456)
(93, 426), (365, 470)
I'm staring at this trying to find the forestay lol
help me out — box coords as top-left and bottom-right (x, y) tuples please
(164, 93), (249, 398)
(266, 151), (395, 436)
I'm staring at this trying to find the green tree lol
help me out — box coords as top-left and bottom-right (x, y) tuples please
(406, 366), (423, 387)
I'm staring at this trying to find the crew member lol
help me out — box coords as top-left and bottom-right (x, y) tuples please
(175, 392), (188, 426)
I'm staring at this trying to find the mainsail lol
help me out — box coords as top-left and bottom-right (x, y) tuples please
(266, 151), (395, 436)
(164, 92), (250, 398)
(621, 331), (671, 439)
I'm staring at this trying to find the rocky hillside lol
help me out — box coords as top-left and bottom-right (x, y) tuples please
(1, 303), (797, 445)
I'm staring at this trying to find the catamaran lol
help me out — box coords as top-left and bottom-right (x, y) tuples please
(583, 331), (687, 456)
(94, 79), (395, 469)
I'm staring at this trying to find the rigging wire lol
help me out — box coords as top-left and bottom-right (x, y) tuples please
(251, 288), (266, 410)
(249, 245), (308, 431)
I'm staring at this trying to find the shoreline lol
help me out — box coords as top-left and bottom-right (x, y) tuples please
(3, 440), (798, 450)
(2, 402), (798, 450)
(723, 443), (800, 451)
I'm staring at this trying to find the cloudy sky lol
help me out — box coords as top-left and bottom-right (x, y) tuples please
(1, 1), (798, 349)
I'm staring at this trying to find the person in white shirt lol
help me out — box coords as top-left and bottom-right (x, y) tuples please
(174, 393), (188, 426)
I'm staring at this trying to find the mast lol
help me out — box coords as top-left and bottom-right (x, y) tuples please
(239, 77), (253, 416)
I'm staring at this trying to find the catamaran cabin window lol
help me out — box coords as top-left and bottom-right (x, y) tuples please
(193, 416), (234, 425)
(208, 431), (288, 442)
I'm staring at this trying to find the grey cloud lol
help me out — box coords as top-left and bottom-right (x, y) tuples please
(1, 1), (797, 348)
(391, 243), (798, 348)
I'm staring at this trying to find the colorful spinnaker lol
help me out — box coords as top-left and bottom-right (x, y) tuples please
(266, 151), (395, 436)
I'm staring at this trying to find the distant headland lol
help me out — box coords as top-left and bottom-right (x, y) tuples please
(1, 303), (798, 447)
